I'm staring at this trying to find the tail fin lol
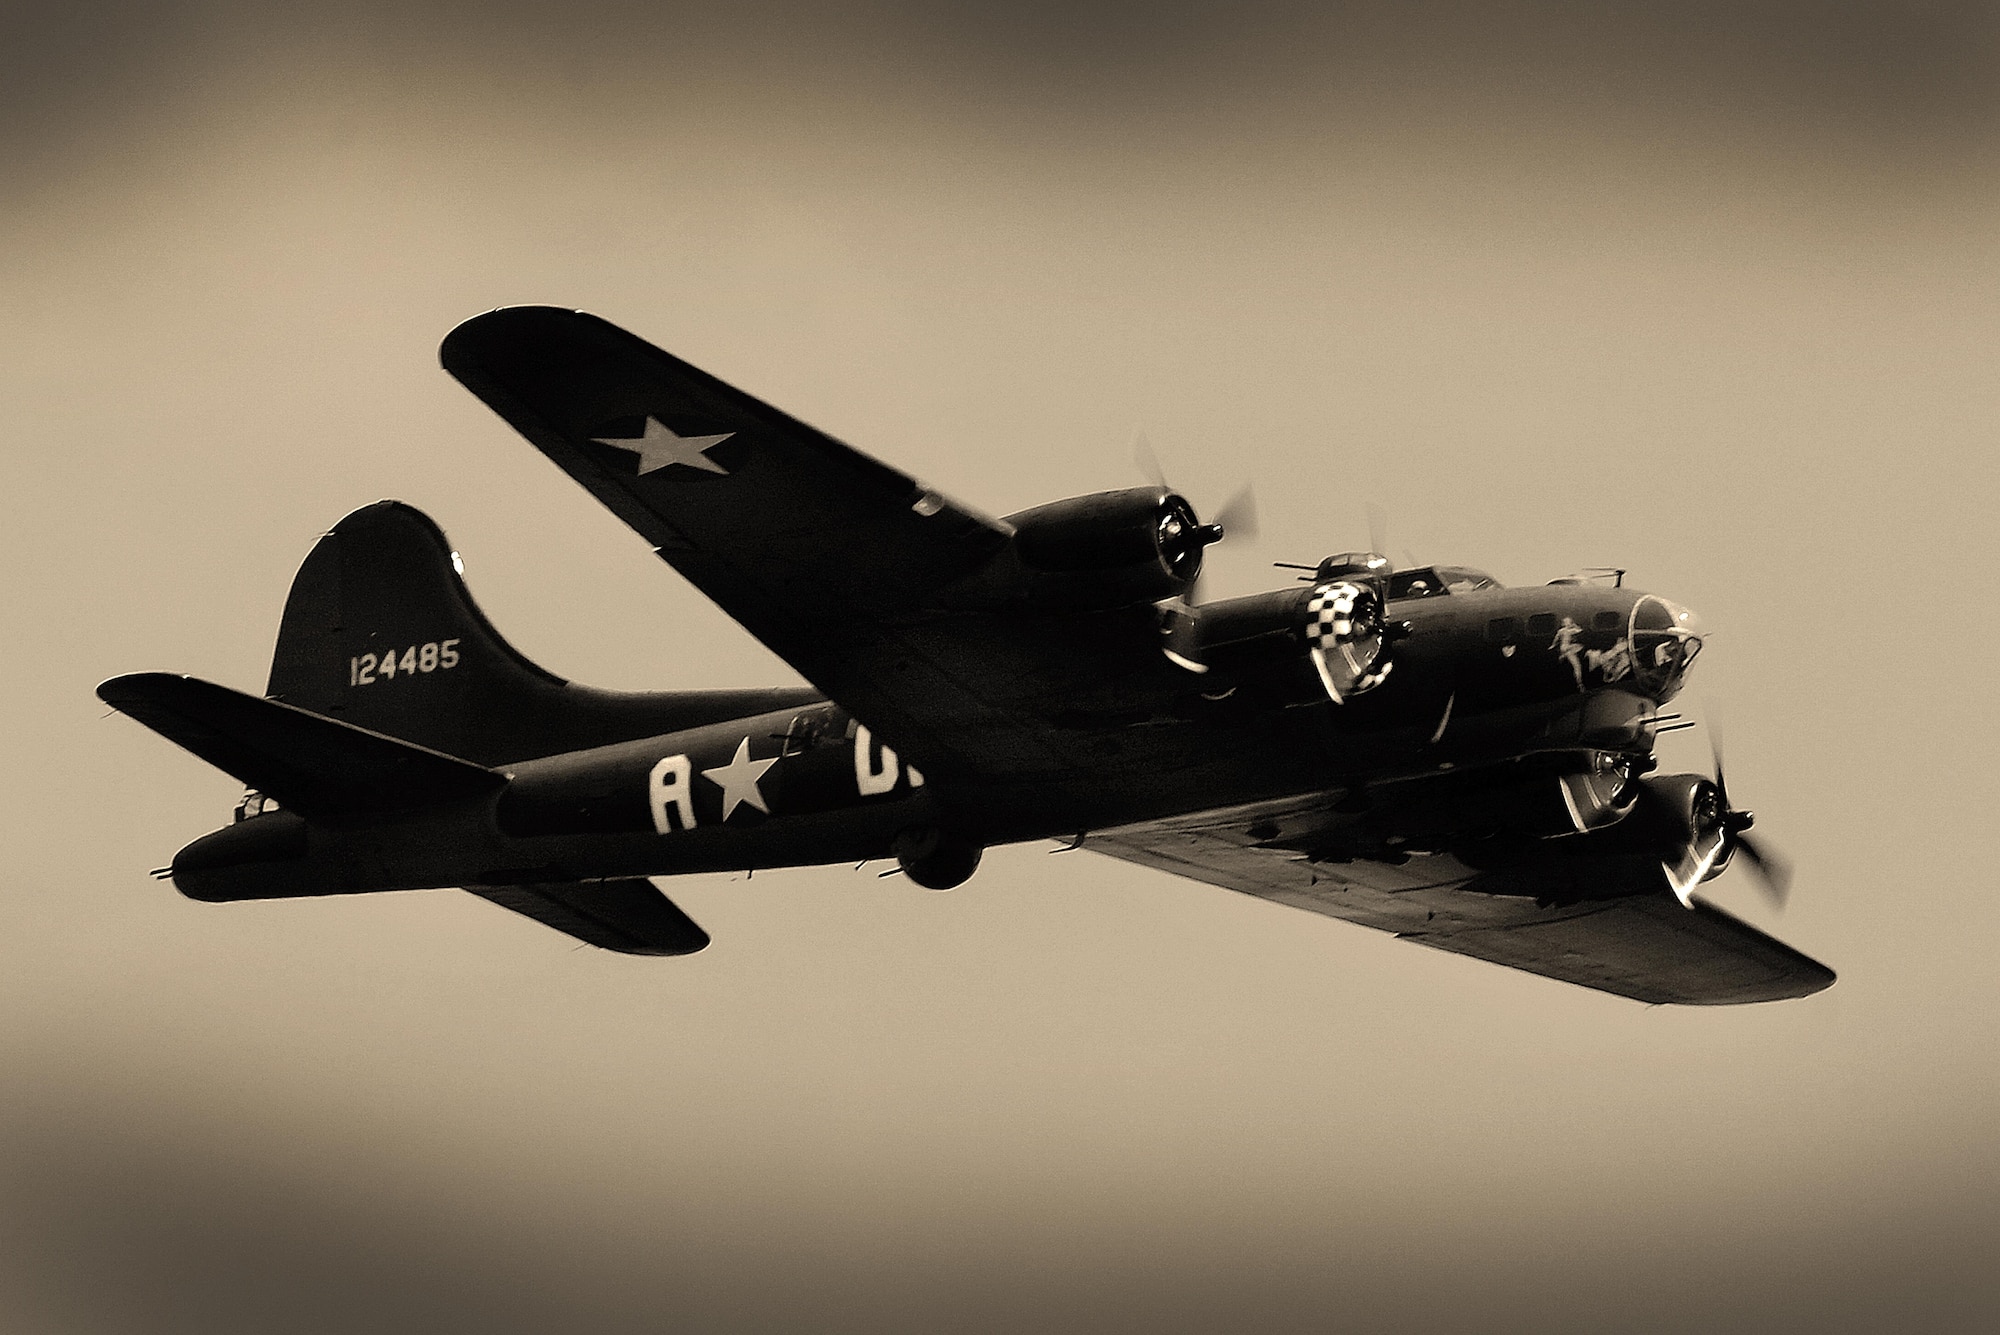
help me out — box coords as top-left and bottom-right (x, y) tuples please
(266, 502), (817, 765)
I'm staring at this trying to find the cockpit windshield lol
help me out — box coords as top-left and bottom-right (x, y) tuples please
(1386, 566), (1501, 600)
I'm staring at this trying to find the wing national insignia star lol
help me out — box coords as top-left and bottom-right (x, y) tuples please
(592, 417), (734, 476)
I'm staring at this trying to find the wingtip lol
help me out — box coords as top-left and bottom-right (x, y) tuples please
(96, 671), (187, 710)
(439, 305), (599, 369)
(625, 928), (712, 957)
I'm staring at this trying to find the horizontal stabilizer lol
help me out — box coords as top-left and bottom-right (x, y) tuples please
(98, 673), (504, 823)
(466, 879), (710, 955)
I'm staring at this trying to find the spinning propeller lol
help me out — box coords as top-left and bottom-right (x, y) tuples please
(1648, 720), (1793, 911)
(1365, 500), (1390, 566)
(1707, 730), (1794, 910)
(1133, 431), (1257, 602)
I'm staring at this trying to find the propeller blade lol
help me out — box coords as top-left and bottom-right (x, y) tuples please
(1734, 832), (1794, 912)
(1365, 501), (1388, 558)
(1701, 703), (1793, 911)
(1707, 715), (1729, 811)
(1213, 483), (1259, 541)
(1133, 430), (1168, 489)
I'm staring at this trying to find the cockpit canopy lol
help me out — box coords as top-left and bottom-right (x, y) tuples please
(1386, 565), (1501, 600)
(1291, 555), (1501, 600)
(1308, 551), (1392, 583)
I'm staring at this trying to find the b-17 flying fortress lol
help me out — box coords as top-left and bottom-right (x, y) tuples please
(100, 308), (1831, 1004)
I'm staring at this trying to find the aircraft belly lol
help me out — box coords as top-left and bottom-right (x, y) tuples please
(482, 798), (936, 882)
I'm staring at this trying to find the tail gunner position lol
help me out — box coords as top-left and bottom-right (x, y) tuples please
(100, 308), (1831, 1005)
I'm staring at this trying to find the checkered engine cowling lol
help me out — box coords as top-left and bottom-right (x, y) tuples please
(1304, 581), (1393, 704)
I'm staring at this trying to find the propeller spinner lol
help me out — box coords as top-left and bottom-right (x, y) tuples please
(1652, 731), (1793, 911)
(1134, 430), (1257, 603)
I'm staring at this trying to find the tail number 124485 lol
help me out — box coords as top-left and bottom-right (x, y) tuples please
(350, 639), (461, 686)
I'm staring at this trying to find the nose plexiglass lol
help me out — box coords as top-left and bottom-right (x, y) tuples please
(1629, 596), (1704, 699)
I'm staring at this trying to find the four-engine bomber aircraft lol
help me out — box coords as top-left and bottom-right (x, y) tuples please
(99, 307), (1833, 1004)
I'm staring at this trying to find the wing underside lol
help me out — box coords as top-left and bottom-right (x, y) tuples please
(441, 307), (1095, 784)
(1087, 808), (1834, 1005)
(439, 309), (1830, 1003)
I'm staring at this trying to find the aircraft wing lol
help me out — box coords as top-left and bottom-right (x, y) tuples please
(1086, 814), (1835, 1005)
(443, 307), (1121, 783)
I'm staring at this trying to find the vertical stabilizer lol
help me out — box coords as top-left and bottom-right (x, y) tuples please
(266, 502), (818, 765)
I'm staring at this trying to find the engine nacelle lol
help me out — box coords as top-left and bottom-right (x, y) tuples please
(1303, 580), (1393, 702)
(967, 488), (1215, 610)
(1635, 772), (1731, 884)
(1331, 753), (1643, 858)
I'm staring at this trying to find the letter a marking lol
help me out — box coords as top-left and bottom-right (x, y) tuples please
(650, 754), (698, 833)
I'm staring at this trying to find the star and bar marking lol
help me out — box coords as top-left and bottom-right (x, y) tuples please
(592, 417), (733, 475)
(702, 737), (778, 820)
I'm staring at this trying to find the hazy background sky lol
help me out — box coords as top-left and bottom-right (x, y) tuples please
(4, 3), (1996, 1330)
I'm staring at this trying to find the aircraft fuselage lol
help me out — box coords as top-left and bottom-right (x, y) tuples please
(173, 577), (1694, 901)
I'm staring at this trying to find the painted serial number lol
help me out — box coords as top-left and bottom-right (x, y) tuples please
(349, 639), (460, 686)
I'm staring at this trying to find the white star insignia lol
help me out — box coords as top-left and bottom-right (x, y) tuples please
(701, 737), (777, 820)
(592, 417), (733, 475)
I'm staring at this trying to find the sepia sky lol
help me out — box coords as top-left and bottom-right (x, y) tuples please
(3, 3), (1996, 1330)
